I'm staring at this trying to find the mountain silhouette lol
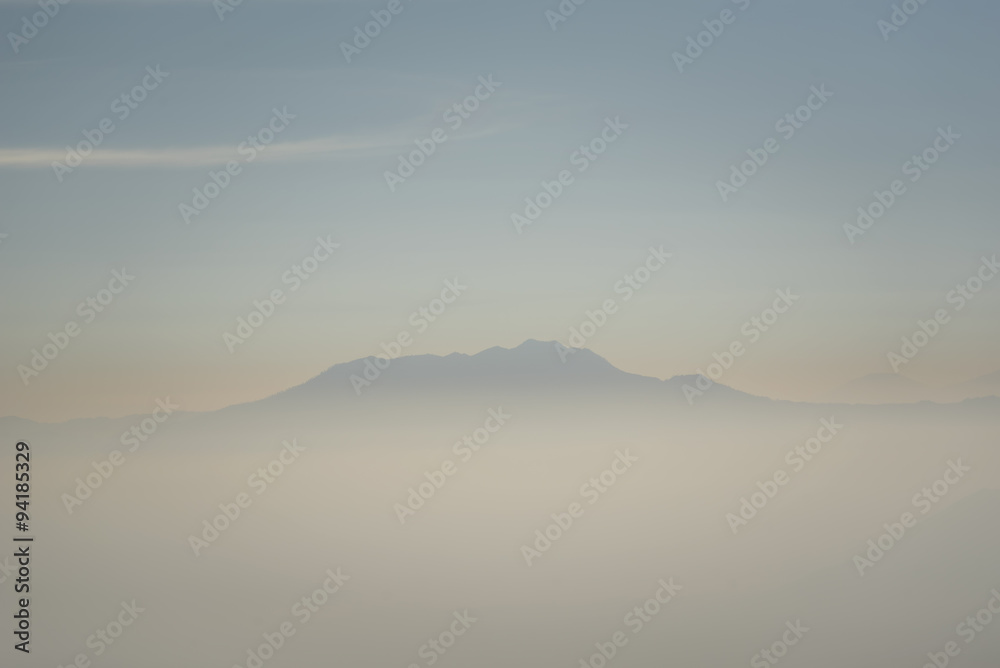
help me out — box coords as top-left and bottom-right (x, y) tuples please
(259, 338), (758, 409)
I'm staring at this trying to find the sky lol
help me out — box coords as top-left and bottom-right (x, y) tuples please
(1, 0), (999, 421)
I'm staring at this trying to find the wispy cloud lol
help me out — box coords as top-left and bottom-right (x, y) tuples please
(0, 123), (512, 169)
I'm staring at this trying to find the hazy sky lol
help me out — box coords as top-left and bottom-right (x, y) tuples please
(1, 0), (999, 421)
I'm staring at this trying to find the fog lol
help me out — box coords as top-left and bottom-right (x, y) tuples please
(4, 347), (998, 667)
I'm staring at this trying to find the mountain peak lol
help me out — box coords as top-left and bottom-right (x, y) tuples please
(274, 339), (655, 403)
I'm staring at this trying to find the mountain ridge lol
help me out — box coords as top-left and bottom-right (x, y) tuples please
(4, 340), (998, 425)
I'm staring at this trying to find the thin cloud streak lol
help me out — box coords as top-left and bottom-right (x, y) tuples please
(0, 122), (514, 169)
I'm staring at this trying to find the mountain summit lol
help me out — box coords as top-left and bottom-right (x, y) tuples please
(277, 339), (663, 400)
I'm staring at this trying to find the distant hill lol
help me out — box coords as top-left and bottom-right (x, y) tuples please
(823, 370), (1000, 404)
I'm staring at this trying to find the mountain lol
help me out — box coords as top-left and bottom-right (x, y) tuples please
(824, 370), (1000, 405)
(3, 341), (998, 430)
(252, 338), (762, 412)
